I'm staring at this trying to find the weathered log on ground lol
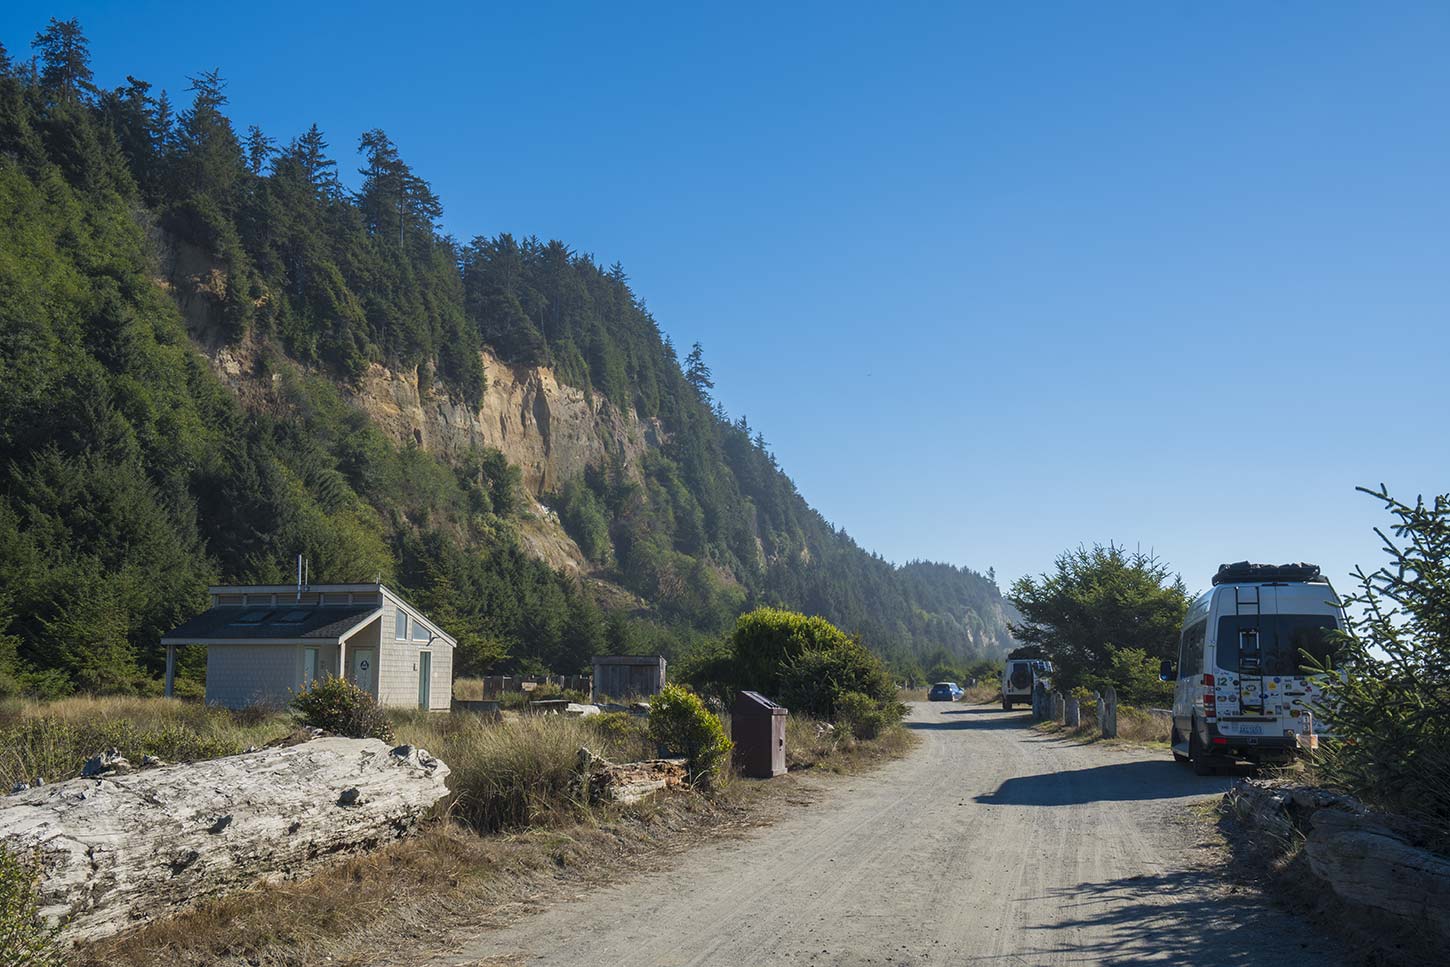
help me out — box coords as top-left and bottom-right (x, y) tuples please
(1304, 809), (1450, 942)
(1223, 779), (1450, 949)
(578, 747), (687, 805)
(0, 737), (450, 944)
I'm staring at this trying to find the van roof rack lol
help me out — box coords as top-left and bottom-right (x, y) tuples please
(1211, 561), (1322, 586)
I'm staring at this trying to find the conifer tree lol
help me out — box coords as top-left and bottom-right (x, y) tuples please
(685, 342), (714, 396)
(293, 123), (340, 196)
(31, 17), (94, 101)
(243, 124), (276, 175)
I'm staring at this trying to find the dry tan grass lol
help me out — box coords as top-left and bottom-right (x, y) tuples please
(0, 696), (293, 790)
(1115, 706), (1172, 745)
(1032, 705), (1171, 748)
(389, 711), (651, 832)
(77, 791), (756, 967)
(962, 683), (1001, 704)
(74, 716), (913, 967)
(16, 696), (912, 966)
(450, 676), (487, 701)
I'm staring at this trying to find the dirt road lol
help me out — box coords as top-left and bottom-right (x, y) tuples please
(443, 703), (1339, 966)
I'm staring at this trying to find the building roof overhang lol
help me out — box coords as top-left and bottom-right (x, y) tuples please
(161, 605), (383, 646)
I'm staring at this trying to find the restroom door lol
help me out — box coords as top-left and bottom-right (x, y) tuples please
(350, 648), (376, 695)
(418, 652), (432, 709)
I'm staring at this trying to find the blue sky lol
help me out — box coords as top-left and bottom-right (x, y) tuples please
(4, 2), (1447, 596)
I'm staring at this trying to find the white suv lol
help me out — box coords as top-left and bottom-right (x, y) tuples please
(1001, 659), (1052, 711)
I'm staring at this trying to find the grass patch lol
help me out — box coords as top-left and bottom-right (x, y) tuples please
(14, 696), (913, 965)
(451, 676), (487, 701)
(962, 683), (1000, 704)
(0, 696), (291, 790)
(1031, 705), (1171, 749)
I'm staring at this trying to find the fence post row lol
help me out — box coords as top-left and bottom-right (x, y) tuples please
(1101, 686), (1117, 739)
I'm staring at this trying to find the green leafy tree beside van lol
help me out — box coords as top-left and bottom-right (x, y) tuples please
(1008, 543), (1189, 691)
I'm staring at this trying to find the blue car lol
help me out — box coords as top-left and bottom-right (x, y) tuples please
(928, 681), (964, 702)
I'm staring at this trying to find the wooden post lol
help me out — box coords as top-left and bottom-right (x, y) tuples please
(1102, 686), (1118, 738)
(1065, 696), (1080, 728)
(1052, 692), (1064, 722)
(164, 644), (175, 698)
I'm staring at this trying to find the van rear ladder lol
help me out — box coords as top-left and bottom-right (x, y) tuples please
(1235, 586), (1264, 713)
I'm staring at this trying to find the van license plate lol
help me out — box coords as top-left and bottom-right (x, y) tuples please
(1237, 725), (1262, 735)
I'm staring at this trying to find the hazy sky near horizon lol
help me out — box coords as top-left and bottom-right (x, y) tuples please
(5, 2), (1447, 597)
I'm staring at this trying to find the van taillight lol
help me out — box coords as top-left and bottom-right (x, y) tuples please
(1203, 674), (1215, 687)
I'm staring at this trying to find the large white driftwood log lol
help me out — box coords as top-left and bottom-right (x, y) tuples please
(0, 737), (450, 944)
(1225, 780), (1450, 949)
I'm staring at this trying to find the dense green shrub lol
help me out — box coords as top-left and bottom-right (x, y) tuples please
(730, 608), (855, 694)
(777, 640), (898, 719)
(648, 685), (732, 786)
(583, 711), (654, 762)
(0, 843), (64, 966)
(834, 691), (898, 740)
(709, 608), (903, 734)
(1080, 646), (1174, 707)
(1308, 487), (1450, 841)
(291, 676), (395, 742)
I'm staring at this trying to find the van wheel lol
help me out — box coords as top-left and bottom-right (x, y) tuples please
(1189, 732), (1215, 776)
(1171, 727), (1189, 764)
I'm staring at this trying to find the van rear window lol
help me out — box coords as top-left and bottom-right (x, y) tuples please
(1216, 614), (1340, 675)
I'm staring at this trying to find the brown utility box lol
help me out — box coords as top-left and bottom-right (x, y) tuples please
(732, 691), (788, 778)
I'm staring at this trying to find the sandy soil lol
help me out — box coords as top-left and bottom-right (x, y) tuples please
(437, 702), (1340, 966)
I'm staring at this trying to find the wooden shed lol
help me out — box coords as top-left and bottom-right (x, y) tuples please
(591, 655), (667, 701)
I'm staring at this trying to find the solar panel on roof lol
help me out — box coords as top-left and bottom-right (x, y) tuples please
(276, 610), (309, 623)
(231, 610), (272, 624)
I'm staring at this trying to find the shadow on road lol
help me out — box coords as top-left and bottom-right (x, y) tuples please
(973, 760), (1237, 805)
(907, 715), (1026, 732)
(959, 867), (1334, 967)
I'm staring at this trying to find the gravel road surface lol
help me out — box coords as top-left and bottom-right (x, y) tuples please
(444, 702), (1339, 966)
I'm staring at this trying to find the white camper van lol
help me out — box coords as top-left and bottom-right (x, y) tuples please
(1165, 562), (1345, 775)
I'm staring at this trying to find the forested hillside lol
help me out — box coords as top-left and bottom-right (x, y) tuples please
(0, 20), (1013, 697)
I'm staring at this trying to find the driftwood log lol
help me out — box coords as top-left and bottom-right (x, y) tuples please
(577, 747), (686, 805)
(1224, 780), (1450, 949)
(0, 736), (450, 944)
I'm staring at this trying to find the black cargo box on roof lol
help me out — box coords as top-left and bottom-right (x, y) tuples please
(1212, 561), (1322, 586)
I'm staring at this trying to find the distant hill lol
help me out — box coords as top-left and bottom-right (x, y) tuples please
(0, 20), (1013, 695)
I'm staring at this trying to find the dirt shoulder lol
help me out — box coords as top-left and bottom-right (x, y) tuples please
(78, 727), (914, 967)
(430, 703), (1339, 967)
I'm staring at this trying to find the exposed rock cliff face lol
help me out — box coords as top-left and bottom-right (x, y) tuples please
(357, 352), (659, 497)
(204, 340), (661, 575)
(170, 235), (653, 503)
